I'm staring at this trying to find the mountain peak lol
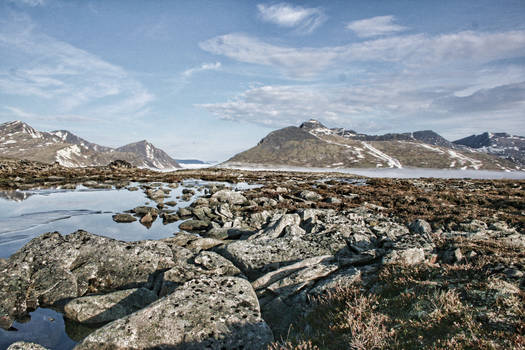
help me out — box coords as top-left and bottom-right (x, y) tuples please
(299, 119), (328, 130)
(1, 120), (42, 139)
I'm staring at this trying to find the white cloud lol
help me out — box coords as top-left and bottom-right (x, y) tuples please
(200, 31), (525, 79)
(346, 15), (407, 38)
(200, 71), (525, 137)
(0, 13), (153, 117)
(257, 3), (326, 33)
(182, 62), (221, 78)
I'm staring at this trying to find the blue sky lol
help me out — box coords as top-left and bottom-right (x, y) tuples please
(0, 0), (524, 161)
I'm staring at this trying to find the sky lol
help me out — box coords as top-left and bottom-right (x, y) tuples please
(0, 0), (524, 161)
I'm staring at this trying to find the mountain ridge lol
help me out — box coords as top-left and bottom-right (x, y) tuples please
(0, 121), (181, 170)
(224, 120), (522, 171)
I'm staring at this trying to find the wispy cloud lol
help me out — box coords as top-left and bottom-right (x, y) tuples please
(182, 62), (221, 78)
(3, 105), (100, 123)
(200, 30), (525, 79)
(346, 15), (407, 38)
(257, 3), (326, 34)
(0, 13), (153, 118)
(8, 0), (46, 7)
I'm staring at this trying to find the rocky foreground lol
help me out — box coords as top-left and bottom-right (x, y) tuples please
(0, 158), (524, 349)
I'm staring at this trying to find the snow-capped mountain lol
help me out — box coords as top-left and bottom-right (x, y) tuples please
(50, 130), (112, 153)
(0, 121), (181, 170)
(223, 120), (521, 171)
(453, 132), (525, 167)
(117, 140), (181, 170)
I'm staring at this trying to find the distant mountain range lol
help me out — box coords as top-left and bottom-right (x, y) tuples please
(453, 132), (525, 168)
(0, 121), (181, 170)
(223, 119), (523, 171)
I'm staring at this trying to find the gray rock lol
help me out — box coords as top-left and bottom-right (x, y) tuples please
(211, 189), (247, 205)
(145, 189), (165, 201)
(383, 247), (425, 265)
(7, 342), (49, 350)
(160, 251), (241, 296)
(0, 231), (175, 329)
(162, 213), (180, 224)
(132, 206), (159, 217)
(408, 219), (432, 235)
(179, 219), (211, 232)
(111, 213), (136, 223)
(177, 207), (193, 218)
(249, 214), (302, 240)
(64, 287), (157, 324)
(76, 276), (273, 350)
(309, 267), (361, 296)
(460, 219), (488, 233)
(299, 190), (322, 201)
(215, 229), (347, 279)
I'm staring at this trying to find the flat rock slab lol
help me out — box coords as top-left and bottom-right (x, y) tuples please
(76, 276), (273, 350)
(215, 231), (347, 279)
(64, 287), (158, 324)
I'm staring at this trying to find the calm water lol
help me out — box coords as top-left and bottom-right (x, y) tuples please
(0, 180), (258, 349)
(224, 165), (525, 179)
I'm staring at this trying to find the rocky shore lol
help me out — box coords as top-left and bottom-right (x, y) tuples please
(0, 158), (523, 349)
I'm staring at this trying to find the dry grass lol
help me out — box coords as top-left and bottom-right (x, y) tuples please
(270, 236), (525, 350)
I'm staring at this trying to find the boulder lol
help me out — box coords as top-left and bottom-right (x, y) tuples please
(64, 287), (157, 324)
(408, 219), (432, 236)
(0, 231), (175, 329)
(111, 213), (136, 223)
(75, 276), (273, 350)
(179, 219), (211, 232)
(211, 189), (247, 205)
(299, 190), (322, 201)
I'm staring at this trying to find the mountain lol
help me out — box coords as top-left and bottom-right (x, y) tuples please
(117, 140), (181, 170)
(223, 119), (520, 171)
(453, 132), (525, 167)
(0, 121), (180, 170)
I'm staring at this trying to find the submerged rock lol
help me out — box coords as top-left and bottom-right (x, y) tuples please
(76, 276), (273, 350)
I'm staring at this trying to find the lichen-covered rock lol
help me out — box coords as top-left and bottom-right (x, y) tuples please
(0, 231), (175, 329)
(75, 276), (273, 350)
(7, 342), (50, 350)
(64, 287), (158, 324)
(160, 251), (241, 296)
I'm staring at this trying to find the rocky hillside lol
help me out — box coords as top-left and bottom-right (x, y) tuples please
(224, 119), (520, 170)
(0, 121), (181, 170)
(454, 132), (525, 167)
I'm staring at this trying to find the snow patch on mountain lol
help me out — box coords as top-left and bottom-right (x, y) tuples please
(362, 142), (402, 168)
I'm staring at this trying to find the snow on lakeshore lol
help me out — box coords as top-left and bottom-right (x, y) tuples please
(219, 163), (525, 180)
